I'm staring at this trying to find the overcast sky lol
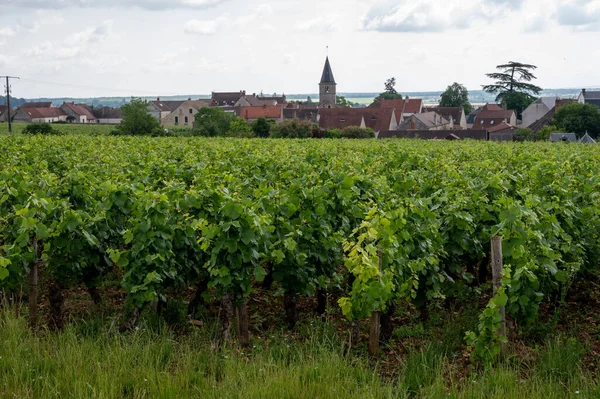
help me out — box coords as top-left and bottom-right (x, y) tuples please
(0, 0), (599, 98)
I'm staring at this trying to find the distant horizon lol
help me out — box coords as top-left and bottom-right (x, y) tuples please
(2, 86), (594, 104)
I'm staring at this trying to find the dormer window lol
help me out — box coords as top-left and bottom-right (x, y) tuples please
(340, 118), (346, 122)
(490, 120), (495, 125)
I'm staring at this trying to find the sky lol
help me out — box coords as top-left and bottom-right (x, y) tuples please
(0, 0), (599, 98)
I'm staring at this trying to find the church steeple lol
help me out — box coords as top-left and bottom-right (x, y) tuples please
(319, 56), (337, 108)
(320, 56), (336, 84)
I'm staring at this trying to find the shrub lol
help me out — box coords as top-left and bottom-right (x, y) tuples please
(228, 117), (255, 138)
(113, 98), (163, 136)
(339, 126), (375, 139)
(269, 119), (313, 138)
(251, 117), (271, 138)
(22, 123), (59, 135)
(192, 107), (235, 137)
(324, 129), (342, 138)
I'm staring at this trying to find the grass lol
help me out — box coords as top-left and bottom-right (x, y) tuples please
(0, 309), (598, 398)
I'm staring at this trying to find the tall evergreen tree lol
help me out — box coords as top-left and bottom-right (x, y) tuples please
(482, 61), (542, 103)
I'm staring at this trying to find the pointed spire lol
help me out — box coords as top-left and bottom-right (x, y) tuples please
(320, 56), (336, 84)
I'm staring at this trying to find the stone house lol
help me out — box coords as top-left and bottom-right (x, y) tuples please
(92, 107), (123, 124)
(60, 102), (97, 123)
(12, 107), (67, 123)
(148, 98), (185, 121)
(211, 91), (247, 107)
(161, 100), (209, 127)
(425, 106), (467, 129)
(578, 89), (600, 108)
(472, 104), (516, 129)
(488, 122), (515, 141)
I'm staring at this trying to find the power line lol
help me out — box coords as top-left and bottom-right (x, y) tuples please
(1, 75), (20, 134)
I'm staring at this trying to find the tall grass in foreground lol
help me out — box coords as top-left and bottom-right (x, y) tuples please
(0, 311), (597, 399)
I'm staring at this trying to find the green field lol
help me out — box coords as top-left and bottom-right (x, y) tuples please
(0, 135), (599, 397)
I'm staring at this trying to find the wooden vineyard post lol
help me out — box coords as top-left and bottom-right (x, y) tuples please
(28, 238), (39, 328)
(236, 299), (250, 348)
(368, 249), (383, 357)
(491, 236), (507, 354)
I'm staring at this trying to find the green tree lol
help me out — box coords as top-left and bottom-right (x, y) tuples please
(306, 96), (313, 104)
(514, 128), (534, 142)
(251, 117), (271, 138)
(269, 119), (313, 138)
(376, 77), (403, 101)
(439, 82), (472, 114)
(502, 91), (535, 120)
(336, 96), (353, 108)
(552, 103), (600, 139)
(192, 107), (234, 137)
(228, 117), (254, 137)
(114, 98), (163, 136)
(482, 61), (542, 105)
(385, 77), (397, 94)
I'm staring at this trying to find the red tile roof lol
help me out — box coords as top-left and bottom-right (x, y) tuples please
(487, 122), (514, 133)
(318, 108), (396, 132)
(61, 102), (96, 120)
(482, 103), (504, 111)
(240, 106), (282, 120)
(369, 98), (423, 115)
(23, 107), (66, 119)
(21, 102), (53, 108)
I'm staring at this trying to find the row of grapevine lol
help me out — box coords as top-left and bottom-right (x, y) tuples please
(0, 136), (598, 357)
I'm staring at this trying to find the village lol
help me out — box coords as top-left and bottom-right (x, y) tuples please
(1, 57), (599, 143)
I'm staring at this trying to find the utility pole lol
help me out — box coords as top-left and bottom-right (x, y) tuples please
(2, 75), (20, 134)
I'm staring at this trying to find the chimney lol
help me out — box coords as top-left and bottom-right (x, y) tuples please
(157, 97), (160, 101)
(582, 88), (586, 97)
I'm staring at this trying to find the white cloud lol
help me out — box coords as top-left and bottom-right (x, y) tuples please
(555, 0), (600, 30)
(184, 4), (274, 35)
(360, 0), (525, 32)
(5, 0), (230, 10)
(184, 17), (228, 35)
(295, 16), (341, 32)
(66, 20), (113, 46)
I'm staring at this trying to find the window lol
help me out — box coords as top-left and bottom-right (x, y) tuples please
(175, 116), (179, 125)
(184, 116), (188, 124)
(480, 120), (483, 124)
(189, 109), (193, 114)
(490, 120), (494, 125)
(339, 118), (346, 122)
(179, 109), (183, 115)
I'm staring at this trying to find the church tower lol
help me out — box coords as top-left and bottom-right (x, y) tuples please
(319, 56), (337, 108)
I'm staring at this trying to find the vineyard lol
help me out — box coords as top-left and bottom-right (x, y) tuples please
(0, 135), (599, 364)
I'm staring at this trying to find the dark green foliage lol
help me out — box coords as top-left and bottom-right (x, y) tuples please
(376, 77), (403, 101)
(503, 91), (535, 119)
(22, 123), (58, 135)
(324, 129), (342, 138)
(552, 103), (600, 138)
(339, 127), (375, 139)
(269, 119), (313, 138)
(192, 107), (235, 137)
(251, 117), (271, 138)
(483, 61), (542, 104)
(228, 117), (254, 138)
(514, 128), (535, 141)
(336, 96), (353, 108)
(114, 98), (163, 136)
(439, 82), (472, 114)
